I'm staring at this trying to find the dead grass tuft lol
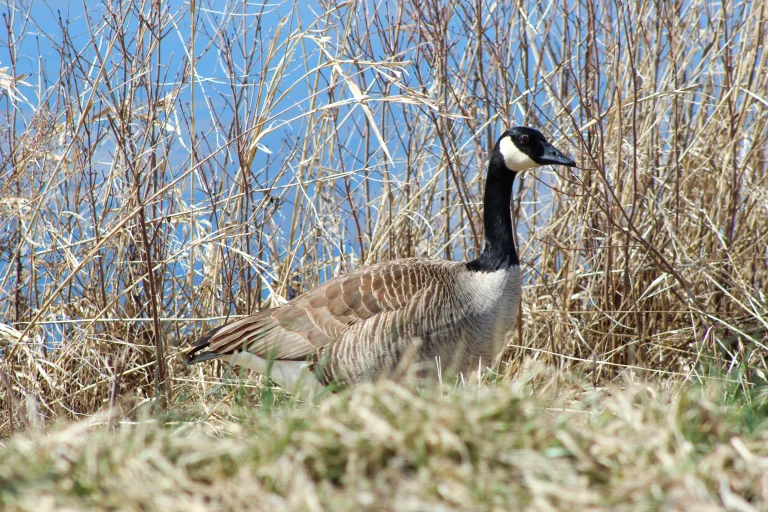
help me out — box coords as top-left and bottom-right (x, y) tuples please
(1, 368), (766, 510)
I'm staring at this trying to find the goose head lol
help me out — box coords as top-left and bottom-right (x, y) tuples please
(497, 126), (576, 172)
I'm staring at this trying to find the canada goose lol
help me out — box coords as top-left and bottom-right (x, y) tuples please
(186, 127), (576, 395)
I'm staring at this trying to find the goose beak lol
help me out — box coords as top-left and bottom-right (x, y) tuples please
(538, 142), (576, 167)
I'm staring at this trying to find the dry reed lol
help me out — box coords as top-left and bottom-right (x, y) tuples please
(0, 0), (766, 435)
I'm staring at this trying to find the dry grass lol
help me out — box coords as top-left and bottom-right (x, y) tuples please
(0, 0), (767, 506)
(1, 366), (767, 510)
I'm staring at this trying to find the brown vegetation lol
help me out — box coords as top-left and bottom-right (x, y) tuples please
(0, 0), (766, 435)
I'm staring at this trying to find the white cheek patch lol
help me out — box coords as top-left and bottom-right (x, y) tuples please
(499, 136), (536, 171)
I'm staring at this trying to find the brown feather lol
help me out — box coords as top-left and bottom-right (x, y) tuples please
(189, 259), (461, 363)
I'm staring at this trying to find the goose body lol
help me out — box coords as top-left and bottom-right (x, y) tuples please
(187, 127), (576, 395)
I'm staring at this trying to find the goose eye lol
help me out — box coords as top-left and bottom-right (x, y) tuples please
(519, 134), (529, 144)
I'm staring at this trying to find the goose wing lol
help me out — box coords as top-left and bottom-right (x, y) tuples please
(186, 258), (459, 363)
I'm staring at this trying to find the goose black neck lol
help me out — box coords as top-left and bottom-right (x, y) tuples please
(466, 155), (518, 272)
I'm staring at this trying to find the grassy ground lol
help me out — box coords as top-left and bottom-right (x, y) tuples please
(1, 366), (767, 511)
